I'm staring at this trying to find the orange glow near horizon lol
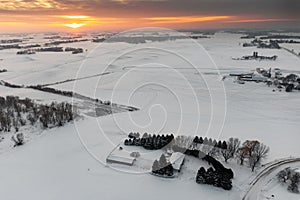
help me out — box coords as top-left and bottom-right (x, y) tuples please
(226, 18), (296, 23)
(62, 16), (89, 19)
(145, 16), (231, 24)
(0, 0), (297, 32)
(59, 15), (233, 30)
(51, 15), (236, 30)
(0, 14), (298, 32)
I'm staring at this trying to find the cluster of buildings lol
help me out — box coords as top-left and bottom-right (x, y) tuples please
(106, 146), (185, 173)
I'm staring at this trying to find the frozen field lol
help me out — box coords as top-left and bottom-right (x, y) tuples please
(0, 30), (299, 200)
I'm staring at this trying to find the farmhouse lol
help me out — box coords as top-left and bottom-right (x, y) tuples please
(170, 152), (185, 172)
(106, 154), (136, 166)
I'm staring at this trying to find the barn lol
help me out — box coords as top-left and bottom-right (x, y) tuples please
(106, 155), (136, 166)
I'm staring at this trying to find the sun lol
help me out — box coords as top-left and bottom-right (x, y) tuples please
(62, 16), (90, 29)
(64, 22), (85, 29)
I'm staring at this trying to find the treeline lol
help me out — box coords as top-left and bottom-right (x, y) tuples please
(173, 135), (228, 154)
(196, 166), (232, 190)
(17, 50), (36, 55)
(0, 44), (21, 50)
(1, 44), (40, 51)
(16, 46), (84, 55)
(190, 35), (209, 39)
(0, 81), (74, 95)
(35, 47), (64, 52)
(260, 35), (300, 40)
(22, 44), (41, 48)
(28, 85), (104, 104)
(242, 39), (280, 49)
(92, 38), (106, 43)
(0, 96), (76, 133)
(124, 133), (228, 152)
(28, 85), (74, 97)
(65, 47), (84, 54)
(124, 133), (174, 150)
(0, 69), (7, 73)
(1, 80), (137, 113)
(270, 39), (300, 44)
(0, 39), (23, 44)
(44, 39), (89, 46)
(44, 36), (82, 40)
(0, 80), (22, 88)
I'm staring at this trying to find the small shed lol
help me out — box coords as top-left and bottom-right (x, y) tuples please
(170, 152), (185, 172)
(106, 155), (136, 166)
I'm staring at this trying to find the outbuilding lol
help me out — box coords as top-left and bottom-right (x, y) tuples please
(106, 154), (136, 166)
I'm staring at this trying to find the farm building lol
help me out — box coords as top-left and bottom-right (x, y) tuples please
(169, 152), (185, 172)
(106, 155), (136, 166)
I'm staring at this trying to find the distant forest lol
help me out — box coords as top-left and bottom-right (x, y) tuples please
(0, 96), (76, 133)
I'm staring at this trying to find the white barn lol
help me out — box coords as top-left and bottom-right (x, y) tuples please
(106, 155), (136, 166)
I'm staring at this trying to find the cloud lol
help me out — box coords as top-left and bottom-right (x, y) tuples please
(0, 0), (67, 11)
(0, 0), (299, 30)
(0, 0), (299, 19)
(145, 16), (232, 24)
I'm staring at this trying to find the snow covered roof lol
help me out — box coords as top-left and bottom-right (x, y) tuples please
(169, 152), (185, 171)
(251, 74), (268, 81)
(106, 155), (136, 166)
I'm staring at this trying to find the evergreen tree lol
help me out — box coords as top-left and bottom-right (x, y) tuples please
(203, 137), (208, 145)
(159, 154), (167, 168)
(196, 167), (206, 184)
(152, 160), (160, 173)
(205, 167), (215, 185)
(217, 141), (222, 148)
(199, 137), (204, 144)
(222, 141), (228, 149)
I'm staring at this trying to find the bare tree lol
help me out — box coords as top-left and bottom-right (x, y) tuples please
(0, 96), (76, 133)
(249, 142), (270, 172)
(244, 140), (259, 157)
(237, 140), (259, 165)
(201, 144), (213, 155)
(237, 146), (249, 165)
(208, 146), (220, 157)
(222, 138), (240, 163)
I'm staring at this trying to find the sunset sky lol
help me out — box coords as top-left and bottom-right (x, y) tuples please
(0, 0), (299, 32)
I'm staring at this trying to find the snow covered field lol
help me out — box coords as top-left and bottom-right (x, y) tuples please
(0, 30), (299, 200)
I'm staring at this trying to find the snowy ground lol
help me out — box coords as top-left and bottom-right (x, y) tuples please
(0, 30), (299, 200)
